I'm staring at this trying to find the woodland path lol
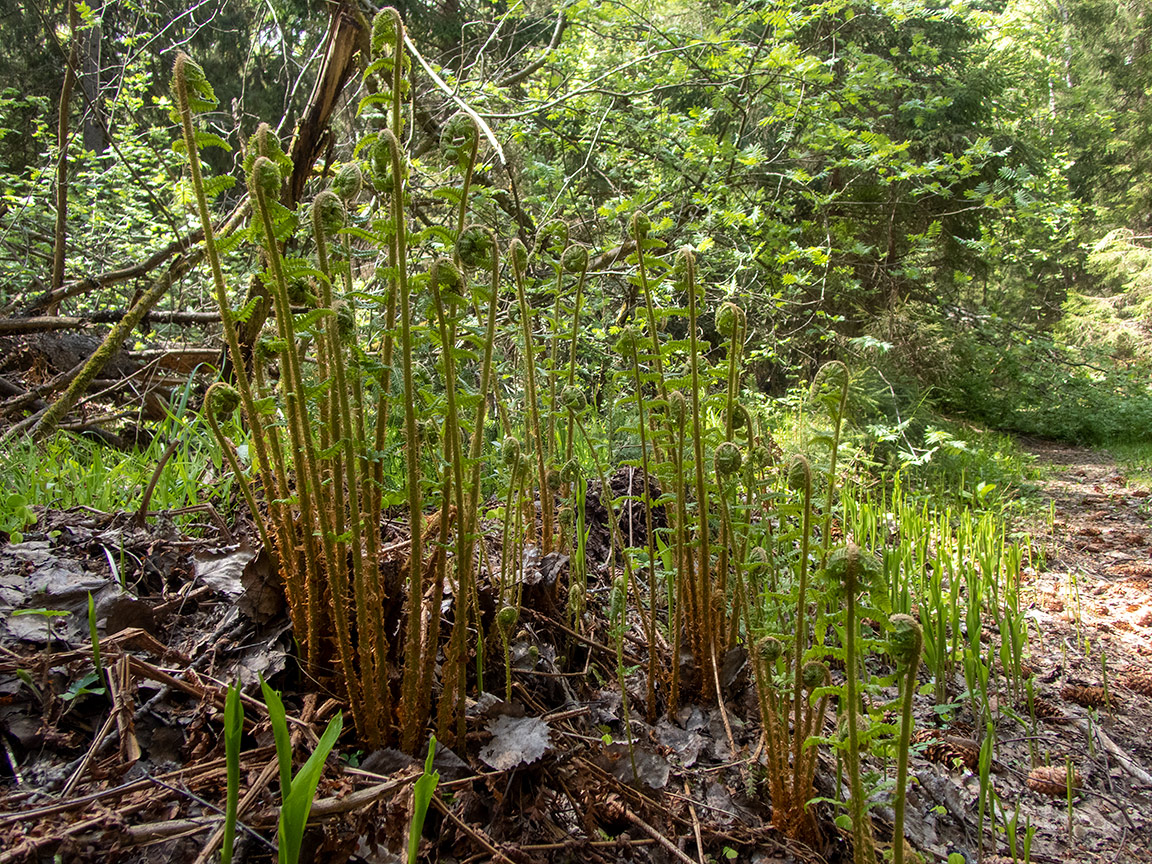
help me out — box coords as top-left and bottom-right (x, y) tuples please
(995, 440), (1152, 862)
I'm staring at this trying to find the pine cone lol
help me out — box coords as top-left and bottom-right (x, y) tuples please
(984, 856), (1022, 864)
(912, 729), (979, 771)
(1027, 764), (1081, 797)
(1019, 694), (1066, 722)
(948, 719), (975, 737)
(1123, 669), (1152, 697)
(1061, 684), (1107, 708)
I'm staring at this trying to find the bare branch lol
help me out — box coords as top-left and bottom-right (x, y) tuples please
(495, 6), (569, 89)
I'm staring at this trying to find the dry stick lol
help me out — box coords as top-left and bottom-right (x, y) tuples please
(709, 650), (738, 757)
(623, 806), (699, 864)
(682, 778), (708, 864)
(28, 266), (174, 441)
(0, 310), (223, 333)
(114, 655), (141, 763)
(191, 755), (280, 864)
(1071, 717), (1152, 786)
(0, 748), (271, 827)
(521, 839), (657, 852)
(127, 817), (221, 846)
(0, 316), (86, 334)
(0, 815), (107, 864)
(431, 794), (518, 864)
(59, 710), (118, 798)
(308, 775), (411, 817)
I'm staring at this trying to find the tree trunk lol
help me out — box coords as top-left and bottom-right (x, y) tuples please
(49, 1), (80, 314)
(80, 0), (106, 155)
(286, 1), (364, 205)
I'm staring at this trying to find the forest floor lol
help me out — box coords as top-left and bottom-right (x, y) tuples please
(0, 442), (1149, 863)
(992, 440), (1152, 863)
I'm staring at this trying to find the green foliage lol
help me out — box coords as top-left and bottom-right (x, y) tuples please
(260, 676), (342, 864)
(0, 425), (237, 526)
(1, 493), (37, 543)
(222, 681), (244, 864)
(939, 316), (1152, 445)
(408, 738), (440, 864)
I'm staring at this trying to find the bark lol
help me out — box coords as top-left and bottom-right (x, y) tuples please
(30, 266), (174, 441)
(286, 1), (365, 206)
(49, 1), (80, 313)
(80, 0), (106, 155)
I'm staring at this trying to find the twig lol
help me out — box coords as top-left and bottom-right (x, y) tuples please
(125, 817), (219, 844)
(709, 650), (738, 758)
(431, 793), (519, 863)
(0, 815), (107, 864)
(403, 32), (506, 166)
(1071, 717), (1152, 786)
(310, 775), (411, 817)
(682, 779), (707, 864)
(0, 751), (271, 827)
(520, 838), (657, 851)
(60, 710), (118, 797)
(623, 806), (699, 864)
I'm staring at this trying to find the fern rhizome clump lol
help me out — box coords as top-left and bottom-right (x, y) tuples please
(173, 9), (1038, 857)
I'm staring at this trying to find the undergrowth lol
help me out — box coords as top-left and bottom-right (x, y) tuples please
(0, 11), (1064, 860)
(0, 425), (237, 527)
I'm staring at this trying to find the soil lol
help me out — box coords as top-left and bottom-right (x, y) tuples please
(0, 445), (1150, 864)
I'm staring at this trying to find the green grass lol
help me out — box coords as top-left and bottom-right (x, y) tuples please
(0, 423), (237, 529)
(1108, 440), (1152, 487)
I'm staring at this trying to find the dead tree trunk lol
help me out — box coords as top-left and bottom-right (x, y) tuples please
(286, 1), (365, 205)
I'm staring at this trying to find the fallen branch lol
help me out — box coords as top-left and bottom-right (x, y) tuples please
(624, 806), (700, 864)
(0, 316), (89, 334)
(17, 230), (204, 316)
(1071, 717), (1152, 786)
(95, 309), (223, 326)
(29, 266), (175, 441)
(0, 310), (224, 335)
